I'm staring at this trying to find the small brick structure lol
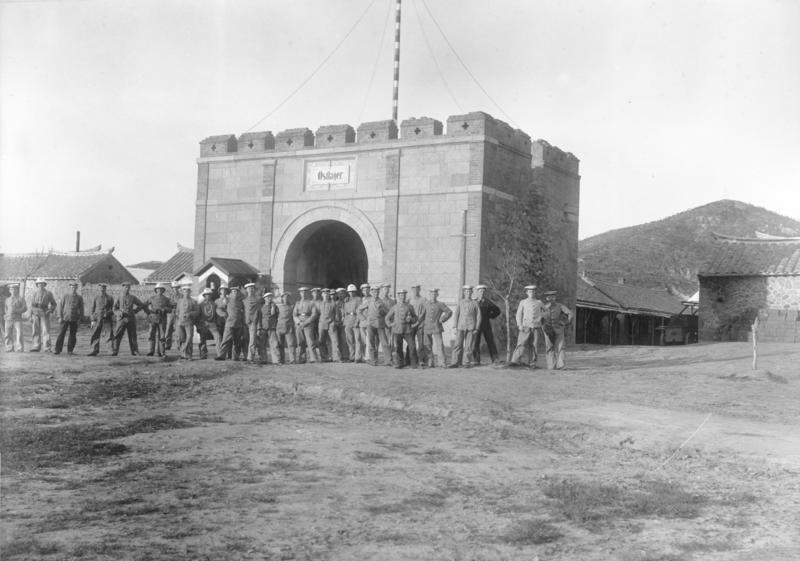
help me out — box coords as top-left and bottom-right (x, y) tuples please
(698, 234), (800, 342)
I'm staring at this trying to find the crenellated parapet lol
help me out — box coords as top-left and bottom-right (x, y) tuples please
(531, 139), (580, 175)
(199, 111), (549, 156)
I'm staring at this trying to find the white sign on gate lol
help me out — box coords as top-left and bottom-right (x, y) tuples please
(306, 160), (354, 190)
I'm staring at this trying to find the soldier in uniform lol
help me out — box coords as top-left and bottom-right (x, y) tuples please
(423, 288), (452, 367)
(293, 287), (320, 363)
(342, 284), (363, 363)
(197, 288), (221, 359)
(407, 284), (427, 367)
(334, 287), (349, 361)
(3, 283), (27, 352)
(88, 282), (115, 356)
(275, 292), (296, 364)
(111, 281), (146, 356)
(357, 283), (371, 360)
(473, 284), (502, 365)
(316, 288), (341, 362)
(450, 285), (482, 368)
(242, 282), (263, 362)
(54, 281), (84, 355)
(360, 285), (391, 366)
(258, 292), (280, 364)
(541, 290), (574, 370)
(175, 282), (199, 360)
(216, 285), (245, 361)
(380, 283), (395, 357)
(164, 281), (181, 351)
(509, 285), (544, 368)
(29, 278), (57, 352)
(215, 284), (231, 358)
(385, 289), (419, 368)
(145, 283), (171, 357)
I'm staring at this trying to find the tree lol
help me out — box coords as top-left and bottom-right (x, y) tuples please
(486, 189), (554, 361)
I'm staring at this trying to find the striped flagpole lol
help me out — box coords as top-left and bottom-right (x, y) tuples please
(392, 0), (402, 122)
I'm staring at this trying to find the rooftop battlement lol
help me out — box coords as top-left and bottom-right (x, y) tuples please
(531, 139), (580, 175)
(199, 111), (540, 157)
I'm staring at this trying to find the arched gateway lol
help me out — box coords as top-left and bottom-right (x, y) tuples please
(270, 205), (383, 293)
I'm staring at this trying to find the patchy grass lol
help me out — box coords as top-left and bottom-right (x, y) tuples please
(2, 538), (61, 558)
(542, 478), (705, 530)
(501, 518), (564, 545)
(354, 450), (391, 462)
(366, 491), (449, 515)
(1, 415), (194, 472)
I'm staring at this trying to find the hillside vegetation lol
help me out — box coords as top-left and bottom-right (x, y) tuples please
(578, 200), (800, 297)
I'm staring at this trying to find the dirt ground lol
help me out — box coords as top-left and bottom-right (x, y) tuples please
(1, 332), (799, 560)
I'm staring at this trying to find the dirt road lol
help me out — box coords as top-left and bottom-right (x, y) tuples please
(1, 342), (799, 560)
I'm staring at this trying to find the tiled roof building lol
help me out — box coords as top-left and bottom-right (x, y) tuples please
(0, 248), (137, 288)
(698, 234), (800, 342)
(143, 244), (194, 284)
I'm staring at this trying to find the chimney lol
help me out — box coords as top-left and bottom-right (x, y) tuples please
(76, 230), (81, 252)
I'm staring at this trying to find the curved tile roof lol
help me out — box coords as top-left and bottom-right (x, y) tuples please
(700, 234), (800, 276)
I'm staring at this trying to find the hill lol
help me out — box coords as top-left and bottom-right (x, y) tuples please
(578, 200), (800, 297)
(126, 260), (163, 270)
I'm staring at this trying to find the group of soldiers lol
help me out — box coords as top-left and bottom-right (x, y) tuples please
(3, 277), (574, 370)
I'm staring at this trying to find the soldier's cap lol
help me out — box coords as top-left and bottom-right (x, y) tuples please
(410, 283), (421, 288)
(98, 283), (108, 288)
(371, 285), (381, 290)
(347, 284), (358, 292)
(396, 289), (407, 294)
(69, 280), (79, 287)
(34, 277), (47, 285)
(543, 290), (557, 295)
(181, 284), (192, 291)
(121, 281), (131, 287)
(8, 283), (20, 289)
(359, 283), (370, 289)
(219, 284), (230, 292)
(320, 288), (330, 293)
(280, 292), (290, 298)
(201, 288), (213, 296)
(462, 284), (473, 290)
(298, 287), (309, 292)
(381, 283), (391, 288)
(524, 285), (537, 291)
(171, 281), (180, 288)
(154, 283), (167, 292)
(475, 284), (487, 290)
(428, 287), (439, 293)
(264, 292), (274, 297)
(229, 285), (240, 291)
(335, 287), (346, 293)
(244, 282), (255, 289)
(310, 287), (321, 293)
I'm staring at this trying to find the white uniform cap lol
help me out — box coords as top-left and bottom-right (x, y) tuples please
(347, 284), (358, 292)
(524, 285), (537, 290)
(475, 284), (487, 290)
(35, 277), (47, 285)
(244, 282), (255, 289)
(201, 288), (213, 296)
(462, 285), (473, 290)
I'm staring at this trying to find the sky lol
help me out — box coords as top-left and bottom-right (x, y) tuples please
(1, 0), (799, 265)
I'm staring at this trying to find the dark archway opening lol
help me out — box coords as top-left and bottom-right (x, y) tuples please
(283, 220), (368, 291)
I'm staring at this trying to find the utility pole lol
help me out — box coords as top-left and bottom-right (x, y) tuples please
(392, 0), (402, 122)
(451, 209), (476, 296)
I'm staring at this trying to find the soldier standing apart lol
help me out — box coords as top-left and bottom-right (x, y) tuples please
(111, 282), (146, 356)
(242, 283), (263, 362)
(293, 287), (320, 363)
(257, 292), (280, 364)
(317, 289), (341, 362)
(145, 283), (171, 357)
(342, 284), (363, 363)
(541, 290), (574, 370)
(509, 285), (544, 368)
(423, 288), (452, 367)
(88, 283), (114, 356)
(215, 286), (245, 361)
(215, 284), (231, 359)
(385, 289), (419, 368)
(3, 284), (27, 352)
(175, 283), (199, 360)
(407, 284), (427, 366)
(357, 283), (371, 360)
(450, 285), (482, 368)
(473, 284), (502, 365)
(197, 288), (221, 359)
(54, 281), (84, 355)
(360, 285), (391, 366)
(29, 278), (57, 352)
(164, 281), (181, 351)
